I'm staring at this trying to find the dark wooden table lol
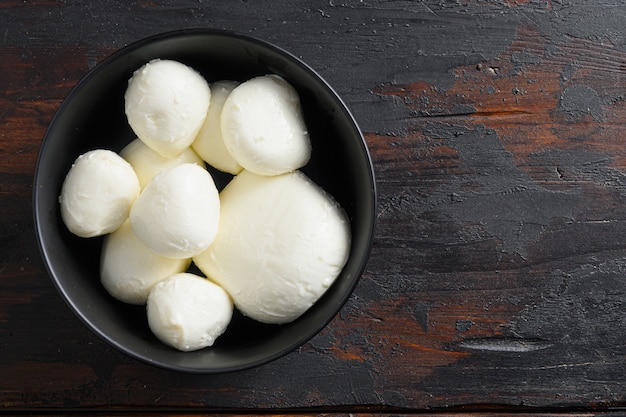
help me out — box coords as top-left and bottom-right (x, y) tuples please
(3, 0), (626, 415)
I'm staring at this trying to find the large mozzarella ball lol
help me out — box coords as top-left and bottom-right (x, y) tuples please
(124, 59), (211, 158)
(59, 149), (140, 238)
(193, 170), (351, 324)
(100, 220), (191, 305)
(192, 80), (242, 175)
(220, 75), (311, 176)
(120, 138), (204, 189)
(147, 273), (233, 352)
(129, 163), (220, 259)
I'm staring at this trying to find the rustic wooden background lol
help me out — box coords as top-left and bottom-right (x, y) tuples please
(3, 0), (626, 414)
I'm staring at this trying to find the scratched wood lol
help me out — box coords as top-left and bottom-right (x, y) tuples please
(3, 0), (626, 413)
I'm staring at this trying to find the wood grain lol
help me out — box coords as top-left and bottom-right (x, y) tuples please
(2, 0), (626, 413)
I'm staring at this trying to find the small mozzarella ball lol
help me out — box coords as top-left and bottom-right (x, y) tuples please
(147, 272), (233, 352)
(100, 220), (190, 305)
(221, 75), (311, 176)
(192, 80), (242, 175)
(120, 138), (204, 189)
(194, 170), (351, 324)
(59, 149), (140, 238)
(130, 163), (220, 259)
(124, 59), (211, 158)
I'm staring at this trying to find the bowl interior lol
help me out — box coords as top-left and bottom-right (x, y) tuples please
(34, 29), (376, 373)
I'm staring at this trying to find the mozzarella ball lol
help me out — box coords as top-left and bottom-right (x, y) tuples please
(221, 75), (311, 176)
(193, 170), (351, 324)
(124, 59), (211, 158)
(59, 149), (140, 238)
(100, 220), (191, 305)
(192, 80), (242, 175)
(120, 138), (204, 189)
(147, 273), (233, 352)
(130, 163), (220, 259)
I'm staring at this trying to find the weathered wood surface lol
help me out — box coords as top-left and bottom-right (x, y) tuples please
(3, 0), (626, 413)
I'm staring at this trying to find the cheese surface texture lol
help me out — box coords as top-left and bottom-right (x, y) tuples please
(59, 149), (140, 238)
(194, 170), (351, 324)
(124, 59), (211, 158)
(221, 75), (311, 176)
(192, 80), (242, 175)
(100, 220), (191, 305)
(120, 138), (204, 189)
(130, 163), (220, 259)
(147, 273), (233, 352)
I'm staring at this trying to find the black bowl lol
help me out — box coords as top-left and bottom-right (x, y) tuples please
(33, 29), (376, 373)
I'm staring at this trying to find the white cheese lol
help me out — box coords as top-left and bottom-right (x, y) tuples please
(147, 273), (233, 352)
(120, 138), (204, 189)
(100, 220), (190, 305)
(129, 163), (220, 259)
(220, 75), (311, 176)
(124, 59), (211, 158)
(59, 149), (140, 238)
(192, 80), (242, 175)
(193, 170), (351, 324)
